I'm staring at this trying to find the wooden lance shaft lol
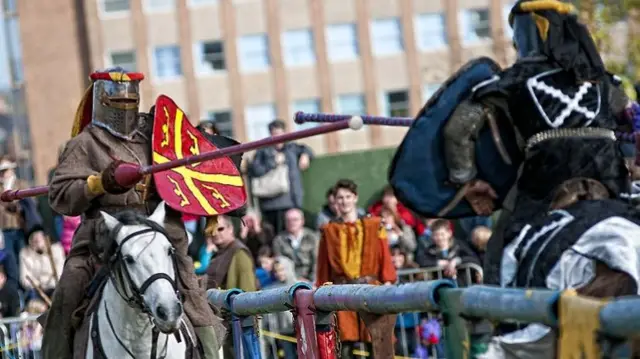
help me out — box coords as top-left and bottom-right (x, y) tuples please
(0, 118), (364, 202)
(294, 111), (414, 127)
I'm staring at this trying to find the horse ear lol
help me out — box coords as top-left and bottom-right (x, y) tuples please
(149, 201), (167, 227)
(100, 211), (120, 231)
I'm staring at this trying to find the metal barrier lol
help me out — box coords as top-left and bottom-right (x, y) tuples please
(0, 314), (42, 359)
(208, 281), (640, 359)
(254, 263), (483, 359)
(394, 263), (482, 358)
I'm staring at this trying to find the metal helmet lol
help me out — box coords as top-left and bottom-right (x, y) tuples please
(90, 67), (144, 140)
(508, 0), (576, 59)
(511, 11), (544, 59)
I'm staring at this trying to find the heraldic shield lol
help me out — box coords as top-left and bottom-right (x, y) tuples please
(152, 95), (247, 216)
(388, 57), (522, 219)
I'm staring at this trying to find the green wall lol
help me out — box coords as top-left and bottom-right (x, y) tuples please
(301, 147), (396, 216)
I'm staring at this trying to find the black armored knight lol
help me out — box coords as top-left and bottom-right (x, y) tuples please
(390, 0), (635, 285)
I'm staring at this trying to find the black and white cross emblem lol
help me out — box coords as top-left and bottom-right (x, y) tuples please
(526, 69), (601, 128)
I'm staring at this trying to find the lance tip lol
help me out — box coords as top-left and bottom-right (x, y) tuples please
(349, 116), (364, 131)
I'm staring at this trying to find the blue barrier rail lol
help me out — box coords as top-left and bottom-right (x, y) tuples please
(208, 281), (640, 359)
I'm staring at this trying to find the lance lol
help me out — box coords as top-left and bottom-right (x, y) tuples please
(294, 111), (414, 127)
(0, 117), (365, 202)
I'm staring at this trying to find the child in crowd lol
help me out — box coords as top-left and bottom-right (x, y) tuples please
(194, 232), (217, 276)
(470, 226), (492, 284)
(382, 208), (417, 262)
(20, 299), (47, 357)
(415, 318), (444, 359)
(255, 246), (276, 288)
(415, 219), (480, 283)
(391, 246), (422, 357)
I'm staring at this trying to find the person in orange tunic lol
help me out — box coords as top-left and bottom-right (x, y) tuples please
(315, 179), (397, 358)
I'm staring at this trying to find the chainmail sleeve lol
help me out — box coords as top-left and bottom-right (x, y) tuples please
(443, 99), (489, 184)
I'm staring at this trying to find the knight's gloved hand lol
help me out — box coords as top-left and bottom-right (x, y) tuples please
(101, 160), (133, 195)
(464, 179), (498, 216)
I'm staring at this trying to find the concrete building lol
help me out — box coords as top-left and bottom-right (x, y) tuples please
(10, 0), (517, 184)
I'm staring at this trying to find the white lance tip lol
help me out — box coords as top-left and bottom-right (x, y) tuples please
(349, 116), (364, 131)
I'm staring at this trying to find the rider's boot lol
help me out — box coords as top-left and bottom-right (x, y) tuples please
(195, 326), (222, 359)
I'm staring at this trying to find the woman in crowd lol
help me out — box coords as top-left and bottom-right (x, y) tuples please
(381, 207), (417, 262)
(19, 226), (64, 301)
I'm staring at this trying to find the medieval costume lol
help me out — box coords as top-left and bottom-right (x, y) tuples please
(390, 1), (636, 286)
(483, 198), (640, 358)
(444, 0), (632, 284)
(42, 68), (226, 359)
(315, 215), (397, 358)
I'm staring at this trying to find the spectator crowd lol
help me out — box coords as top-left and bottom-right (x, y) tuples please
(187, 120), (495, 358)
(0, 119), (495, 357)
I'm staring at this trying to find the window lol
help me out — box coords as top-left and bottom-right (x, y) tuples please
(291, 99), (320, 129)
(385, 90), (409, 117)
(3, 0), (16, 13)
(5, 16), (23, 84)
(188, 0), (217, 7)
(282, 30), (315, 67)
(152, 45), (182, 79)
(101, 0), (130, 14)
(503, 3), (514, 38)
(325, 24), (359, 61)
(238, 35), (270, 72)
(460, 9), (491, 45)
(109, 50), (137, 72)
(244, 104), (275, 141)
(194, 41), (225, 74)
(337, 94), (365, 115)
(144, 0), (175, 12)
(205, 111), (233, 137)
(415, 13), (447, 50)
(422, 83), (441, 102)
(370, 18), (404, 56)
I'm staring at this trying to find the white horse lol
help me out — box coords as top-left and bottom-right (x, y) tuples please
(85, 202), (192, 358)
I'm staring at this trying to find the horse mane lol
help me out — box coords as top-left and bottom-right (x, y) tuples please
(96, 210), (166, 263)
(549, 178), (610, 210)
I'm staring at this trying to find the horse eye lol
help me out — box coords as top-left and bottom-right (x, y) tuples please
(167, 247), (174, 256)
(124, 255), (135, 264)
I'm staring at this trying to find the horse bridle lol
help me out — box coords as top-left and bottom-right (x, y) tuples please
(108, 226), (182, 317)
(100, 225), (184, 359)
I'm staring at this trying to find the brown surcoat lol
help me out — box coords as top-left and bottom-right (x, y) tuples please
(44, 125), (220, 359)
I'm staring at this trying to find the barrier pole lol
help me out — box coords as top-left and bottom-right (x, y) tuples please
(438, 287), (469, 359)
(207, 288), (246, 359)
(240, 315), (261, 359)
(291, 284), (318, 359)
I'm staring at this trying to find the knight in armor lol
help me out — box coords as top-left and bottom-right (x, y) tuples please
(480, 177), (640, 358)
(42, 68), (226, 358)
(442, 0), (633, 285)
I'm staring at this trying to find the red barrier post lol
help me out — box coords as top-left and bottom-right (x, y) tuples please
(293, 288), (319, 359)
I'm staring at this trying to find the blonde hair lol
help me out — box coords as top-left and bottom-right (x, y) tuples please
(26, 299), (47, 314)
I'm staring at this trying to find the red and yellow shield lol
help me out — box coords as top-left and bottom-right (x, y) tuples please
(152, 95), (247, 216)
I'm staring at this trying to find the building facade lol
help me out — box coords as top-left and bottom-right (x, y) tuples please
(16, 0), (517, 184)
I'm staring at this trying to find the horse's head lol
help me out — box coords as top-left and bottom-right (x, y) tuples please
(100, 202), (183, 334)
